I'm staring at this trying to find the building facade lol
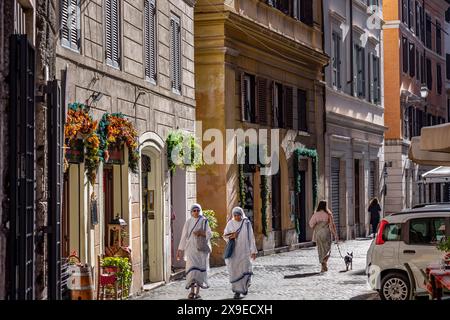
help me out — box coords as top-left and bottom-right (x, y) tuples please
(195, 0), (328, 264)
(323, 0), (385, 240)
(383, 0), (449, 214)
(55, 0), (196, 295)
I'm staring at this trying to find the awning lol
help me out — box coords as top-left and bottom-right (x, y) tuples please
(409, 137), (450, 166)
(420, 123), (450, 152)
(421, 166), (450, 184)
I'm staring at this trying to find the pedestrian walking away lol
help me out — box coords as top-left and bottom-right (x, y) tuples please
(223, 207), (257, 300)
(309, 200), (338, 273)
(368, 198), (381, 236)
(176, 203), (212, 299)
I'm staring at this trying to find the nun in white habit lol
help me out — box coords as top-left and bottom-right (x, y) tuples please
(223, 206), (257, 299)
(176, 203), (212, 299)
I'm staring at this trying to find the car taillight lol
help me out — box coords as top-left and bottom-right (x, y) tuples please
(375, 219), (388, 245)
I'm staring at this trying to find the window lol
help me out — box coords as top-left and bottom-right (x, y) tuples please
(298, 89), (307, 132)
(437, 64), (442, 95)
(382, 223), (402, 242)
(425, 14), (432, 50)
(354, 43), (365, 98)
(105, 0), (120, 68)
(447, 8), (450, 23)
(285, 86), (294, 129)
(273, 83), (284, 128)
(415, 2), (421, 37)
(409, 218), (446, 245)
(447, 54), (450, 80)
(170, 15), (182, 93)
(448, 99), (450, 122)
(369, 54), (381, 104)
(436, 21), (442, 55)
(402, 37), (408, 74)
(409, 42), (415, 77)
(416, 48), (420, 82)
(242, 73), (256, 123)
(402, 0), (408, 24)
(408, 0), (414, 31)
(426, 58), (432, 90)
(289, 0), (313, 26)
(144, 0), (157, 83)
(61, 0), (80, 51)
(421, 52), (425, 84)
(332, 32), (342, 89)
(420, 6), (425, 43)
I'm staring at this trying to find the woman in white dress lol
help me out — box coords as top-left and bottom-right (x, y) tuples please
(223, 206), (257, 299)
(176, 203), (212, 299)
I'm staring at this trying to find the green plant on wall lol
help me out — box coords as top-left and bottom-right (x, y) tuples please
(437, 236), (450, 253)
(101, 256), (133, 298)
(294, 147), (318, 235)
(166, 130), (203, 172)
(202, 209), (220, 247)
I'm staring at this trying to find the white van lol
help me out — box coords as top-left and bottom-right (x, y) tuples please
(366, 204), (450, 300)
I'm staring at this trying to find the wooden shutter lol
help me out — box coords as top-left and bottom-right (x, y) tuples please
(61, 0), (80, 51)
(268, 81), (274, 127)
(285, 86), (293, 129)
(61, 0), (70, 46)
(112, 0), (120, 67)
(331, 158), (340, 232)
(145, 0), (157, 81)
(257, 78), (267, 125)
(241, 72), (247, 121)
(170, 16), (181, 92)
(106, 0), (120, 68)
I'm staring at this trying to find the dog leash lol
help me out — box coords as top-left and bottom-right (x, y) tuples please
(335, 241), (345, 259)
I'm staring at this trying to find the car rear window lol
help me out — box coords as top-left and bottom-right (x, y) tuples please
(382, 223), (402, 241)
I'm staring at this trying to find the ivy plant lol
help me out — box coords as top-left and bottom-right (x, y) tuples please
(166, 130), (203, 172)
(202, 209), (220, 247)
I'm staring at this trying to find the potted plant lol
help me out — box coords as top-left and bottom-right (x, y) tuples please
(101, 256), (133, 298)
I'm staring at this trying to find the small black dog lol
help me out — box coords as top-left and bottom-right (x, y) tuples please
(344, 252), (353, 271)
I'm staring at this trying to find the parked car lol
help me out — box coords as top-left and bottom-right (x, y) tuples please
(366, 203), (450, 300)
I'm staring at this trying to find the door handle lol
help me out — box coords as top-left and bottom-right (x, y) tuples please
(403, 250), (416, 254)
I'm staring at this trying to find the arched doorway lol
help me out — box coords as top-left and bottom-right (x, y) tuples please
(140, 133), (166, 284)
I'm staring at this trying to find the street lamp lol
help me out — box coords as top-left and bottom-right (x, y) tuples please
(420, 85), (429, 99)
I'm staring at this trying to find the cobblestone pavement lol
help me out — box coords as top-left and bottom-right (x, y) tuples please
(133, 239), (380, 300)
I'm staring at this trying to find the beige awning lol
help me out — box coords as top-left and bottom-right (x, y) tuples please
(409, 137), (450, 166)
(420, 123), (450, 152)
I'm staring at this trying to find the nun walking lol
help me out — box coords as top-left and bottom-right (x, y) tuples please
(223, 207), (257, 299)
(176, 203), (212, 299)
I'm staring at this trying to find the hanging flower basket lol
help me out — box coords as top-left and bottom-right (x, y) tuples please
(97, 113), (140, 173)
(64, 103), (100, 186)
(166, 130), (203, 172)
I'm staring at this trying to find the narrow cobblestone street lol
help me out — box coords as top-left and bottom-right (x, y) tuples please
(134, 239), (379, 300)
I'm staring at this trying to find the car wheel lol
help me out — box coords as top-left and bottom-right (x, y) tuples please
(380, 272), (411, 300)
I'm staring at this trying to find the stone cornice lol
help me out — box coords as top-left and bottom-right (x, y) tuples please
(326, 111), (387, 135)
(329, 10), (346, 24)
(183, 0), (196, 7)
(223, 11), (329, 68)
